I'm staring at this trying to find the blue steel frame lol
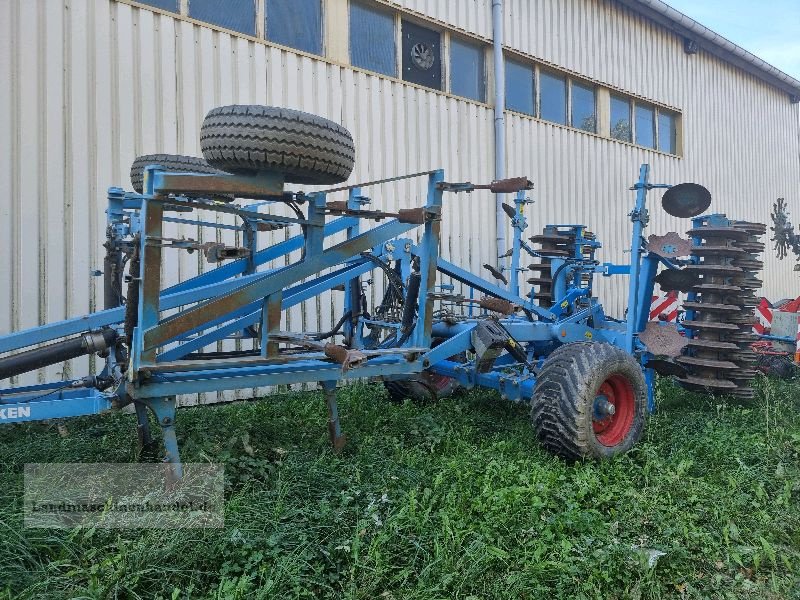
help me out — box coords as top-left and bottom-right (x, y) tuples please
(0, 162), (692, 471)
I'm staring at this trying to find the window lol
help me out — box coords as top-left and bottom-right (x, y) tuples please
(189, 0), (256, 36)
(450, 37), (485, 102)
(658, 111), (678, 154)
(635, 104), (656, 149)
(539, 71), (566, 125)
(137, 0), (179, 12)
(401, 20), (441, 90)
(350, 1), (396, 76)
(571, 82), (596, 133)
(610, 95), (632, 142)
(505, 58), (534, 115)
(266, 0), (322, 55)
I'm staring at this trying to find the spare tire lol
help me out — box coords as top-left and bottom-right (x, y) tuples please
(130, 154), (226, 194)
(199, 105), (355, 184)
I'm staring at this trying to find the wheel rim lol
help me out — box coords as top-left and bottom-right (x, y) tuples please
(591, 373), (635, 447)
(427, 373), (453, 391)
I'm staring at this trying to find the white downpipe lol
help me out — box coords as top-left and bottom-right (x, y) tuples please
(492, 0), (507, 268)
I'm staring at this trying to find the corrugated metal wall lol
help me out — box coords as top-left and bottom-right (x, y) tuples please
(2, 0), (798, 402)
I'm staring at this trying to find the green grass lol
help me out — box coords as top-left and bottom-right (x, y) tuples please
(1, 377), (799, 599)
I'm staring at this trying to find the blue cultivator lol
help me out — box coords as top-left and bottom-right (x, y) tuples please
(0, 105), (727, 474)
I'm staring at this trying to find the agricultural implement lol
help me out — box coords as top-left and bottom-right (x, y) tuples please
(747, 198), (800, 375)
(0, 105), (766, 475)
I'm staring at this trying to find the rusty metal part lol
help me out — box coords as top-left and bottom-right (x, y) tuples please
(686, 338), (738, 351)
(683, 264), (743, 276)
(654, 268), (700, 292)
(489, 177), (534, 193)
(527, 263), (552, 272)
(483, 264), (508, 285)
(735, 241), (765, 253)
(479, 296), (515, 315)
(681, 301), (742, 313)
(646, 232), (693, 258)
(691, 283), (742, 294)
(675, 356), (739, 370)
(687, 227), (751, 240)
(732, 258), (764, 270)
(501, 203), (517, 219)
(661, 183), (712, 218)
(323, 344), (368, 372)
(436, 176), (534, 194)
(691, 244), (746, 256)
(677, 217), (766, 400)
(526, 227), (586, 307)
(646, 358), (688, 377)
(397, 208), (427, 224)
(638, 322), (688, 357)
(682, 320), (740, 332)
(733, 221), (767, 235)
(529, 234), (575, 244)
(677, 375), (738, 391)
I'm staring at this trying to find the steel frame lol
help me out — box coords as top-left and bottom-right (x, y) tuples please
(0, 162), (691, 473)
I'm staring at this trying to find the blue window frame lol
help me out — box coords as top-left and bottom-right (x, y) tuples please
(137, 0), (179, 12)
(658, 111), (678, 154)
(610, 95), (632, 142)
(266, 0), (323, 55)
(571, 82), (596, 133)
(449, 37), (485, 102)
(635, 104), (656, 149)
(539, 71), (566, 125)
(189, 0), (256, 36)
(505, 58), (534, 115)
(350, 1), (396, 77)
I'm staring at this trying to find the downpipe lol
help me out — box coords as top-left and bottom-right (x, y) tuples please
(492, 0), (507, 269)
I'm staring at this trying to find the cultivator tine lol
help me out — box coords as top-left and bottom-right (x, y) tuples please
(323, 383), (346, 453)
(483, 264), (508, 285)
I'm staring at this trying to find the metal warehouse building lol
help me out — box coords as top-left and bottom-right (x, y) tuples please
(2, 0), (799, 398)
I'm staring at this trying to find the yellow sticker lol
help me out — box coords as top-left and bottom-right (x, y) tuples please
(584, 331), (593, 339)
(561, 301), (569, 308)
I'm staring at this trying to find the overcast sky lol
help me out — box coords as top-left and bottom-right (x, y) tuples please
(663, 0), (800, 79)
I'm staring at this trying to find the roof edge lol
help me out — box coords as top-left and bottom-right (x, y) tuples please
(613, 0), (800, 101)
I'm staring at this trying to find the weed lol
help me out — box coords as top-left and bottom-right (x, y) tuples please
(0, 378), (798, 598)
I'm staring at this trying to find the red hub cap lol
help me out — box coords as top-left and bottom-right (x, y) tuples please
(592, 374), (635, 446)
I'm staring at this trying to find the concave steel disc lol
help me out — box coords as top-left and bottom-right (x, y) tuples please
(662, 183), (712, 218)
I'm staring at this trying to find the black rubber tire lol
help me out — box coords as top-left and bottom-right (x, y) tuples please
(130, 154), (226, 194)
(757, 354), (797, 379)
(531, 342), (647, 460)
(199, 105), (355, 184)
(384, 372), (461, 404)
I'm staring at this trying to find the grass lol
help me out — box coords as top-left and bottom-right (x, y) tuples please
(0, 376), (799, 599)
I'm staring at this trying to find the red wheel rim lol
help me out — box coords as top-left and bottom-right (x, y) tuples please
(428, 373), (453, 391)
(592, 373), (635, 447)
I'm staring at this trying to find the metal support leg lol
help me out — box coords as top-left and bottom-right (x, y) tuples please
(260, 292), (282, 357)
(134, 401), (155, 456)
(146, 397), (183, 481)
(322, 381), (346, 452)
